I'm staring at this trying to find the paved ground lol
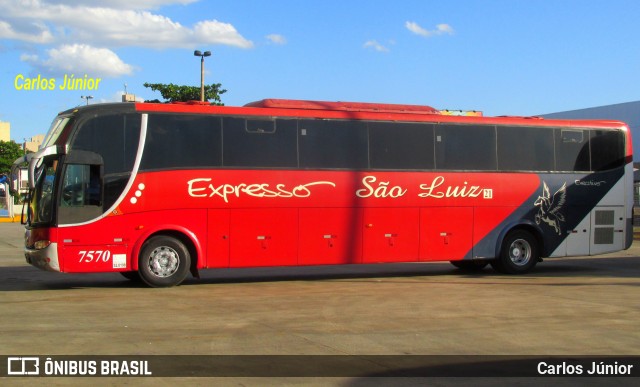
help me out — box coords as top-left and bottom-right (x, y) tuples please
(0, 222), (638, 386)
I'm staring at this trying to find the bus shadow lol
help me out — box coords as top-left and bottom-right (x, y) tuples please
(0, 256), (638, 291)
(182, 258), (640, 286)
(0, 266), (145, 291)
(184, 256), (640, 286)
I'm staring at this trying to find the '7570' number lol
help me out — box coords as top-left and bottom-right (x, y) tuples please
(78, 250), (111, 263)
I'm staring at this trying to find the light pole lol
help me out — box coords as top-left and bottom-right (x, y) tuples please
(193, 50), (211, 102)
(81, 95), (93, 105)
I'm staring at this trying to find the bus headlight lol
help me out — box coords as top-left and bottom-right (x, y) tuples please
(34, 240), (51, 250)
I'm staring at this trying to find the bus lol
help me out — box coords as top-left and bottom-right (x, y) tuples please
(11, 99), (633, 287)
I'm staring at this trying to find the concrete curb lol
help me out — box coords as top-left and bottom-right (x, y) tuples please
(0, 216), (21, 223)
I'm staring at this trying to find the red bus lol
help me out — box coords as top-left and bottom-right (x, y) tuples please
(11, 99), (634, 287)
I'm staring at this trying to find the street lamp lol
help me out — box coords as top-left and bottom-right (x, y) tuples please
(81, 95), (93, 105)
(194, 50), (211, 102)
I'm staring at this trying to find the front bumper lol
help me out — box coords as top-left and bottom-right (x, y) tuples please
(25, 242), (60, 272)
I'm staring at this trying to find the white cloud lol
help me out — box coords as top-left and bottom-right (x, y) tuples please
(406, 21), (454, 38)
(45, 0), (198, 10)
(193, 20), (253, 49)
(1, 0), (253, 78)
(266, 34), (287, 45)
(436, 24), (454, 35)
(363, 40), (389, 52)
(0, 20), (54, 44)
(22, 44), (134, 77)
(0, 0), (254, 49)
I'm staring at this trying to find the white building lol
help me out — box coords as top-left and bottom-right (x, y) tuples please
(0, 121), (9, 142)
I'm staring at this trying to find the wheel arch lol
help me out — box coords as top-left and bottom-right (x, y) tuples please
(495, 220), (546, 258)
(131, 225), (202, 278)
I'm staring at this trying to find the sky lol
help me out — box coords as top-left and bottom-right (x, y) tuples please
(1, 0), (640, 142)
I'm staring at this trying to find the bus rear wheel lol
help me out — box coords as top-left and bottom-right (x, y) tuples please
(138, 235), (190, 287)
(491, 230), (539, 274)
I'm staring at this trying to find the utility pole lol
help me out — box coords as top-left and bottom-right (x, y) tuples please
(193, 50), (211, 102)
(81, 95), (93, 105)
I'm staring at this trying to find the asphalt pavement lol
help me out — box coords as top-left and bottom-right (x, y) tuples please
(0, 222), (638, 386)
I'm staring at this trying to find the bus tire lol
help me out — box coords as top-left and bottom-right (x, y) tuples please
(138, 235), (190, 287)
(491, 230), (539, 274)
(450, 260), (489, 272)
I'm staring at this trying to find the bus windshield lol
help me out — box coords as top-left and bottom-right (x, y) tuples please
(42, 116), (71, 148)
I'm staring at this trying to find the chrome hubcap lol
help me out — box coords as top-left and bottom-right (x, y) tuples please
(508, 239), (531, 266)
(148, 246), (180, 277)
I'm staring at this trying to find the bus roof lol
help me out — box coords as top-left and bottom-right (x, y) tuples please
(243, 99), (440, 115)
(60, 100), (629, 132)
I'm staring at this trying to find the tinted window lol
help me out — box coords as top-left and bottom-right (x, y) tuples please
(58, 164), (103, 224)
(435, 124), (497, 170)
(556, 129), (590, 171)
(141, 114), (222, 170)
(71, 113), (141, 175)
(71, 113), (141, 210)
(497, 126), (554, 171)
(369, 122), (434, 170)
(223, 118), (297, 167)
(299, 119), (368, 169)
(590, 129), (625, 171)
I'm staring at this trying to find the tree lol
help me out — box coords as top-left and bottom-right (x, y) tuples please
(0, 140), (24, 175)
(143, 82), (227, 105)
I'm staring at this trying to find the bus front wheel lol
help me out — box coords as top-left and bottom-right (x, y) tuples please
(491, 230), (539, 274)
(138, 235), (191, 287)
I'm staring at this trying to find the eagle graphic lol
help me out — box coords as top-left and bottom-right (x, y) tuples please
(534, 182), (567, 235)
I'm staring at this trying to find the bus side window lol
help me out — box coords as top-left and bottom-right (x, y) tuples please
(141, 115), (222, 170)
(369, 122), (435, 170)
(61, 164), (102, 207)
(59, 164), (103, 224)
(590, 129), (625, 171)
(435, 124), (497, 171)
(556, 129), (590, 171)
(222, 118), (297, 168)
(497, 126), (554, 171)
(299, 119), (368, 169)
